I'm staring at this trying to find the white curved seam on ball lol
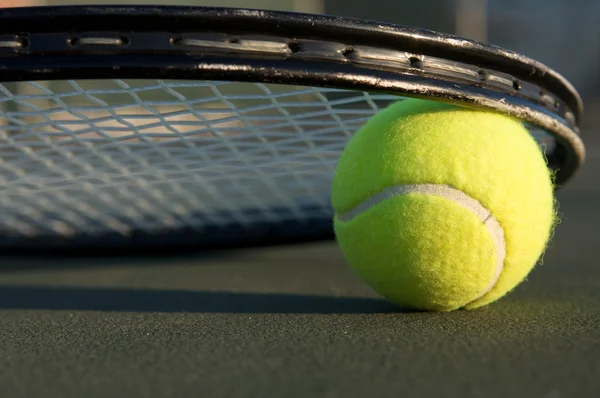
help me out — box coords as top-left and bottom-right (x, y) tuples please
(336, 184), (506, 302)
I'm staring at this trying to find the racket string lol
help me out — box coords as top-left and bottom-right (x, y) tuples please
(0, 80), (553, 239)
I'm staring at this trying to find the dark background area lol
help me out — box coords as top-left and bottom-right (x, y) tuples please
(0, 1), (599, 397)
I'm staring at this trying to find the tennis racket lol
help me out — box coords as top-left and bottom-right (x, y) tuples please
(0, 5), (585, 252)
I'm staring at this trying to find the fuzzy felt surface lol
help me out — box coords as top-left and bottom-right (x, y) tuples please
(332, 99), (555, 310)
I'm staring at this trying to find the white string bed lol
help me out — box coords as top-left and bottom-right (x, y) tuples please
(0, 80), (552, 240)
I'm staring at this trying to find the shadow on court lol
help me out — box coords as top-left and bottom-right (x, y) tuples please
(0, 285), (403, 314)
(0, 250), (245, 272)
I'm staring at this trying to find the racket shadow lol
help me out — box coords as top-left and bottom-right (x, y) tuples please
(0, 253), (233, 272)
(0, 285), (407, 314)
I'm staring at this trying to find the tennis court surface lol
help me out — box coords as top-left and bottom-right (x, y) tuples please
(0, 119), (598, 398)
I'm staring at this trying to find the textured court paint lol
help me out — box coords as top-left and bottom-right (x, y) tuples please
(336, 183), (506, 303)
(332, 99), (555, 310)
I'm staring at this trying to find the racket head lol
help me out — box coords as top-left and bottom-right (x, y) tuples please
(0, 5), (585, 252)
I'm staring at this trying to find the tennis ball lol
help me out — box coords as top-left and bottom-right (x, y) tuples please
(332, 99), (555, 311)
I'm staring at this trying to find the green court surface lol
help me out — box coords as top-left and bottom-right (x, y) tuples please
(0, 122), (598, 398)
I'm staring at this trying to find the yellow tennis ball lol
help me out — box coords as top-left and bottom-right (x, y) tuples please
(332, 99), (555, 311)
